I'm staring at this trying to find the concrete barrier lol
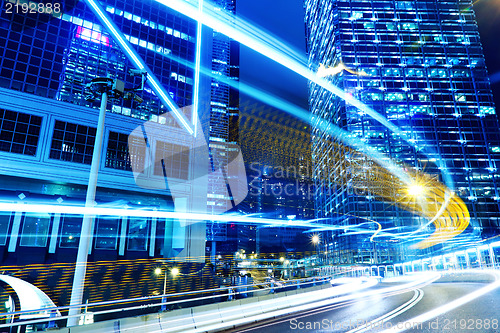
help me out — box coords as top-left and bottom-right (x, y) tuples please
(69, 319), (118, 333)
(159, 308), (195, 333)
(436, 271), (495, 283)
(218, 300), (246, 323)
(48, 280), (332, 333)
(120, 314), (161, 333)
(191, 304), (222, 328)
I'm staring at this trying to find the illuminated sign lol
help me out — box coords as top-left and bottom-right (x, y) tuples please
(76, 26), (110, 46)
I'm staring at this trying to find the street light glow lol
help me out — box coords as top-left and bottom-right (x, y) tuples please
(171, 268), (180, 277)
(154, 268), (162, 276)
(312, 234), (320, 244)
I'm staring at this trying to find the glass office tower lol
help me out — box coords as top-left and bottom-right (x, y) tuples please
(1, 0), (196, 120)
(306, 0), (500, 264)
(0, 0), (201, 260)
(206, 0), (239, 245)
(0, 0), (240, 304)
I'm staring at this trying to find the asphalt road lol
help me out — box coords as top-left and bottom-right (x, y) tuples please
(224, 273), (500, 333)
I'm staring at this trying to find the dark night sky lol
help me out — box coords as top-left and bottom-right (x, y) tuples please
(475, 0), (500, 110)
(237, 0), (309, 109)
(237, 0), (500, 113)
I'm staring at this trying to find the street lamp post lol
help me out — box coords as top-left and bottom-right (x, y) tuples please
(67, 77), (123, 327)
(155, 267), (179, 311)
(155, 267), (168, 311)
(67, 75), (146, 326)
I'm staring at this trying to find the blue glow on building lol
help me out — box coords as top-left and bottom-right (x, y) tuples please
(306, 0), (500, 264)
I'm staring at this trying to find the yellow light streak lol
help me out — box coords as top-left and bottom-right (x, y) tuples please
(239, 104), (469, 248)
(332, 144), (469, 249)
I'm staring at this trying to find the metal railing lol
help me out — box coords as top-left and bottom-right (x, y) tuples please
(0, 273), (337, 330)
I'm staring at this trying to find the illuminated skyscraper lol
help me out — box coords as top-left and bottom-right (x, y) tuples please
(0, 0), (241, 268)
(205, 0), (239, 246)
(306, 0), (500, 263)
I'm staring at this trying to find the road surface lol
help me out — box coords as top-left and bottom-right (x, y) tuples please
(224, 272), (500, 333)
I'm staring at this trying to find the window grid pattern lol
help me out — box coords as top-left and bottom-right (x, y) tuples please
(106, 131), (145, 171)
(0, 0), (195, 123)
(49, 120), (96, 164)
(0, 108), (42, 156)
(306, 0), (500, 262)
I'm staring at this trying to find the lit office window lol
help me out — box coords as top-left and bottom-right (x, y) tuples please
(127, 218), (149, 251)
(59, 215), (81, 248)
(20, 213), (51, 247)
(106, 132), (145, 171)
(0, 109), (42, 156)
(95, 217), (119, 250)
(49, 120), (96, 164)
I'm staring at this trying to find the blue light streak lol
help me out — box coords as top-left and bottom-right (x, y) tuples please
(83, 0), (194, 135)
(0, 203), (346, 233)
(149, 38), (460, 244)
(155, 0), (454, 190)
(153, 48), (414, 186)
(191, 0), (204, 137)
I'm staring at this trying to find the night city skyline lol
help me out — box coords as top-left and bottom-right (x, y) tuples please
(0, 0), (500, 332)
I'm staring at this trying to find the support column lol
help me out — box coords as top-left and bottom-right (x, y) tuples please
(8, 212), (23, 252)
(49, 213), (61, 254)
(489, 245), (496, 269)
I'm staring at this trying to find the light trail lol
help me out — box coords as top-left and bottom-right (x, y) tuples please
(152, 44), (414, 186)
(381, 270), (500, 333)
(72, 0), (469, 248)
(370, 222), (382, 242)
(324, 143), (469, 248)
(0, 203), (348, 232)
(155, 0), (454, 192)
(0, 196), (467, 249)
(490, 70), (500, 84)
(317, 63), (369, 77)
(233, 285), (427, 333)
(346, 289), (424, 333)
(188, 273), (440, 333)
(144, 0), (470, 247)
(82, 0), (194, 135)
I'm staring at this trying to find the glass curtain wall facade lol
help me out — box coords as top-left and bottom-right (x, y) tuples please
(1, 0), (196, 122)
(206, 0), (239, 243)
(0, 1), (198, 261)
(0, 0), (243, 304)
(306, 0), (500, 264)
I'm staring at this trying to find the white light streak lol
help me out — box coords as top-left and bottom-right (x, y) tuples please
(191, 0), (204, 136)
(154, 0), (453, 191)
(0, 203), (336, 231)
(381, 270), (500, 333)
(83, 0), (194, 135)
